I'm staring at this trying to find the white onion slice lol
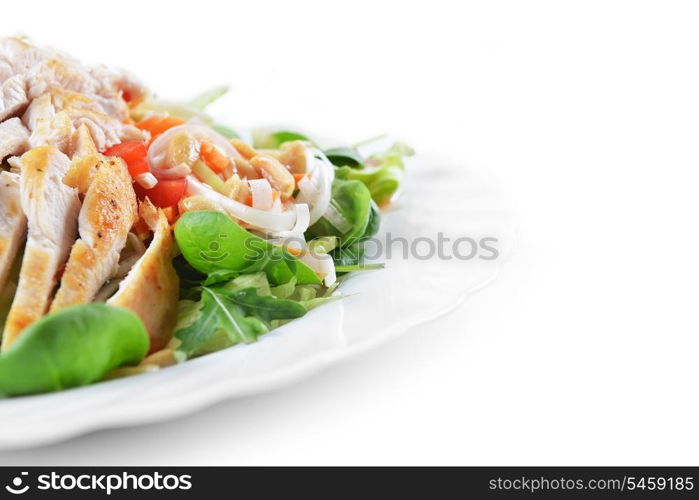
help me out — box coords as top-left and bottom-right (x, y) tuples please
(249, 178), (273, 211)
(311, 150), (335, 224)
(151, 163), (192, 179)
(135, 172), (158, 189)
(297, 149), (334, 225)
(299, 252), (336, 286)
(270, 197), (283, 213)
(297, 175), (317, 201)
(270, 203), (310, 239)
(186, 175), (297, 232)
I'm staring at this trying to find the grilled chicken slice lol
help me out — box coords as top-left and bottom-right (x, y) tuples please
(108, 201), (179, 353)
(0, 172), (26, 296)
(23, 89), (143, 153)
(27, 58), (135, 122)
(0, 36), (60, 82)
(63, 124), (102, 193)
(22, 94), (73, 152)
(0, 117), (29, 161)
(50, 157), (137, 312)
(0, 75), (28, 122)
(1, 146), (80, 350)
(1, 36), (147, 153)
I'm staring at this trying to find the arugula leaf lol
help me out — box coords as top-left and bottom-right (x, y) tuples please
(223, 273), (272, 295)
(202, 269), (239, 286)
(174, 277), (306, 359)
(324, 147), (364, 168)
(216, 287), (305, 324)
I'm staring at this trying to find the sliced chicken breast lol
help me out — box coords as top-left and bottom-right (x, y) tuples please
(0, 75), (28, 122)
(21, 94), (73, 152)
(23, 89), (143, 153)
(0, 171), (27, 295)
(0, 117), (29, 161)
(108, 201), (179, 353)
(1, 146), (80, 350)
(1, 37), (147, 153)
(50, 157), (137, 312)
(27, 58), (131, 121)
(63, 124), (102, 193)
(0, 36), (60, 82)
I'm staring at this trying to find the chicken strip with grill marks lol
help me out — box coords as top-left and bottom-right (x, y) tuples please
(0, 172), (26, 299)
(108, 200), (179, 353)
(1, 146), (80, 350)
(50, 157), (137, 312)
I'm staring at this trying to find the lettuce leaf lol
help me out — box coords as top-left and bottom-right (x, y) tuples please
(335, 142), (414, 206)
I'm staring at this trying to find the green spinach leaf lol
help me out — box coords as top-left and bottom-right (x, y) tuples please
(0, 304), (148, 397)
(324, 147), (364, 168)
(331, 240), (366, 267)
(174, 211), (321, 286)
(306, 178), (373, 245)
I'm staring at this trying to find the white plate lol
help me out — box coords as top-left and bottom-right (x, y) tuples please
(0, 153), (517, 449)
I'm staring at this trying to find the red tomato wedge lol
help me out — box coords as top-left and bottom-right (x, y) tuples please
(126, 158), (150, 177)
(104, 141), (147, 165)
(134, 178), (188, 208)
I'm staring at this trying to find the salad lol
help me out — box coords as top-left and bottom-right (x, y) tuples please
(0, 37), (412, 397)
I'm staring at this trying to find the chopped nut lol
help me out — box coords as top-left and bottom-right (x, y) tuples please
(222, 174), (250, 203)
(178, 195), (224, 214)
(279, 140), (309, 173)
(258, 149), (282, 160)
(166, 132), (199, 167)
(250, 155), (295, 198)
(233, 157), (260, 180)
(230, 138), (258, 160)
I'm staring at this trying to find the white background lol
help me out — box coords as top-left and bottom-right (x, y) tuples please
(2, 0), (698, 465)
